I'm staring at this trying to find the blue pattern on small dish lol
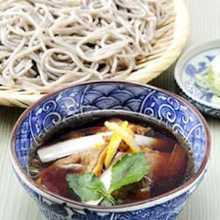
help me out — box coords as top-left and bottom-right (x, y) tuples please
(184, 53), (216, 102)
(11, 82), (210, 220)
(175, 41), (220, 118)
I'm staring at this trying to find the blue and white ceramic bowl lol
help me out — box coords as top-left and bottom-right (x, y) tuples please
(175, 40), (220, 118)
(10, 81), (211, 220)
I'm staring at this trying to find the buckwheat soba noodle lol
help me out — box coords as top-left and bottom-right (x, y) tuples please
(0, 0), (174, 93)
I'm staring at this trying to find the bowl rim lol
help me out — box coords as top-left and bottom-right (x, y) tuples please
(10, 80), (211, 212)
(174, 39), (220, 111)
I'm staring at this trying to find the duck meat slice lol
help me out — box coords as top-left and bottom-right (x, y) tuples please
(145, 145), (187, 195)
(37, 148), (104, 198)
(38, 165), (83, 199)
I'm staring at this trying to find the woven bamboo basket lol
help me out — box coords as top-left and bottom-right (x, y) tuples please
(0, 0), (190, 108)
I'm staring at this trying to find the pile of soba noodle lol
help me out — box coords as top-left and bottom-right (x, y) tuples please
(0, 0), (174, 94)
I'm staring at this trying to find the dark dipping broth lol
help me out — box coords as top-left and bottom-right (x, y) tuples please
(28, 115), (194, 207)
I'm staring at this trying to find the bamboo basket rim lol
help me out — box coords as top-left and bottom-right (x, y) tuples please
(0, 0), (190, 108)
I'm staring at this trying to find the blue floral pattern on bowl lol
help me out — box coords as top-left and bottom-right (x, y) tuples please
(11, 82), (210, 220)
